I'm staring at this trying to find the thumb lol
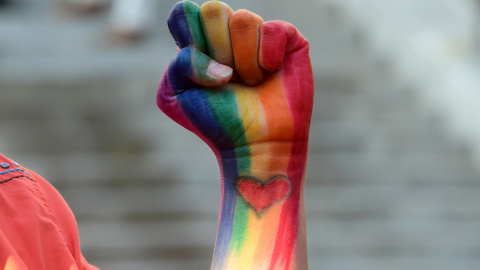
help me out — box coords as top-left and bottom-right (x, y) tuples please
(167, 47), (233, 92)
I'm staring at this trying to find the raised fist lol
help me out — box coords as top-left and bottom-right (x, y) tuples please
(157, 1), (313, 269)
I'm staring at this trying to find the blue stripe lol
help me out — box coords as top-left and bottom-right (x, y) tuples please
(168, 47), (195, 92)
(0, 168), (30, 175)
(167, 2), (193, 49)
(213, 151), (238, 268)
(177, 88), (234, 148)
(176, 88), (239, 268)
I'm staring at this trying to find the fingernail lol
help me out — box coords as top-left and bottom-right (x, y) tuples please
(207, 61), (233, 78)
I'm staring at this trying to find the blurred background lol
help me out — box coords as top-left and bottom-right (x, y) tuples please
(1, 0), (480, 269)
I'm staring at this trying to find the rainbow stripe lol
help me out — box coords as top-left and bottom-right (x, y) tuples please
(158, 1), (313, 269)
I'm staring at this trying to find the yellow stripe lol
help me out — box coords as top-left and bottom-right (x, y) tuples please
(201, 1), (234, 66)
(233, 84), (268, 144)
(251, 203), (283, 269)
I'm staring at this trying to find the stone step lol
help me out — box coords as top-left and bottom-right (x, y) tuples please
(9, 147), (477, 188)
(1, 116), (462, 155)
(313, 81), (433, 122)
(309, 120), (464, 153)
(91, 256), (480, 270)
(91, 258), (210, 270)
(0, 81), (126, 122)
(311, 256), (480, 270)
(0, 0), (361, 82)
(77, 217), (480, 257)
(9, 151), (217, 187)
(61, 183), (480, 222)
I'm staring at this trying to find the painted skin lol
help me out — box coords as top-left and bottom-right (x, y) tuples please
(157, 1), (314, 269)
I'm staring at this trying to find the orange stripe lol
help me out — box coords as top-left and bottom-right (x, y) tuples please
(229, 10), (264, 85)
(251, 203), (283, 269)
(256, 75), (294, 173)
(256, 76), (294, 141)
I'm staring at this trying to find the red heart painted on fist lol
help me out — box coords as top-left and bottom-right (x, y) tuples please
(235, 175), (292, 214)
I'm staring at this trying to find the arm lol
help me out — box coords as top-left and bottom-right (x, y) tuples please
(157, 1), (314, 269)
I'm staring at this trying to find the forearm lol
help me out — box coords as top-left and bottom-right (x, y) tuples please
(212, 141), (309, 270)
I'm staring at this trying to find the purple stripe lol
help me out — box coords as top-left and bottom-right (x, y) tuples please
(212, 152), (238, 268)
(167, 2), (193, 49)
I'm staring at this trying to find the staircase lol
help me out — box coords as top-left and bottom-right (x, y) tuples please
(1, 0), (479, 269)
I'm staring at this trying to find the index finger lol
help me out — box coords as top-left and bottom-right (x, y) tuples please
(167, 1), (207, 52)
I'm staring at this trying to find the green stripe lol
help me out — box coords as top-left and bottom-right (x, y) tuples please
(183, 1), (207, 53)
(199, 12), (216, 59)
(204, 88), (251, 156)
(230, 198), (249, 253)
(191, 49), (212, 82)
(204, 87), (251, 253)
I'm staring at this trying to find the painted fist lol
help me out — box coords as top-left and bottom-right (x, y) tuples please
(157, 1), (313, 268)
(157, 0), (314, 156)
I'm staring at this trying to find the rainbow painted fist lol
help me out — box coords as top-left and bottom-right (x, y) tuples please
(157, 1), (313, 269)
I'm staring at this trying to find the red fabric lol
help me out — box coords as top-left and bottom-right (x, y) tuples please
(0, 153), (98, 270)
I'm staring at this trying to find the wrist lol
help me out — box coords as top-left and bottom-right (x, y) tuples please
(219, 140), (308, 175)
(212, 140), (308, 270)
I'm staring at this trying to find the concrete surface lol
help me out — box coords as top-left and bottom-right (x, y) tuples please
(1, 0), (479, 269)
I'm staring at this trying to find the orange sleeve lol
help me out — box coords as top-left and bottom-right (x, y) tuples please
(0, 153), (99, 270)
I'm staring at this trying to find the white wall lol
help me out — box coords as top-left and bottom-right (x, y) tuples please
(322, 0), (480, 166)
